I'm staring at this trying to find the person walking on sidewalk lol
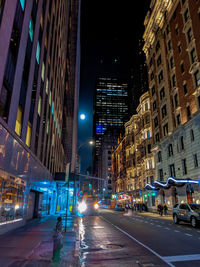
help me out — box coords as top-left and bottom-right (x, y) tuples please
(163, 203), (168, 216)
(52, 216), (63, 261)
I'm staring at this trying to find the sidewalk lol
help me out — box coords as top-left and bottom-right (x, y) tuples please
(131, 210), (173, 220)
(0, 215), (80, 267)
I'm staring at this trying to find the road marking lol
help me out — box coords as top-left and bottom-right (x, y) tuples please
(165, 227), (170, 230)
(163, 254), (200, 262)
(100, 216), (175, 267)
(156, 225), (161, 227)
(150, 223), (154, 225)
(197, 230), (200, 233)
(174, 230), (180, 233)
(185, 233), (192, 237)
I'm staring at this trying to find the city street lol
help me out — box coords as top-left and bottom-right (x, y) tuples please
(79, 209), (200, 267)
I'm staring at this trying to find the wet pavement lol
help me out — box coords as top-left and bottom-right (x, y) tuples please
(78, 214), (168, 266)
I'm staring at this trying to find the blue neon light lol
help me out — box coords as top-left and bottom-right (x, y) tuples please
(96, 124), (104, 134)
(20, 0), (25, 10)
(52, 101), (54, 114)
(36, 42), (40, 64)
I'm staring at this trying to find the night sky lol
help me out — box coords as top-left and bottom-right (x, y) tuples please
(78, 0), (150, 173)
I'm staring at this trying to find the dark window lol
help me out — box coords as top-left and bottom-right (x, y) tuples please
(158, 151), (162, 162)
(168, 40), (171, 51)
(180, 136), (184, 150)
(172, 74), (176, 87)
(173, 10), (177, 19)
(178, 44), (182, 54)
(157, 54), (162, 67)
(0, 0), (5, 24)
(161, 105), (167, 118)
(181, 63), (185, 73)
(156, 41), (160, 52)
(187, 28), (192, 43)
(174, 93), (178, 108)
(175, 27), (179, 35)
(190, 129), (194, 141)
(153, 100), (156, 111)
(163, 123), (168, 136)
(194, 70), (200, 87)
(198, 95), (200, 108)
(152, 85), (155, 96)
(150, 71), (154, 81)
(170, 57), (174, 69)
(183, 83), (187, 94)
(168, 144), (173, 156)
(166, 25), (170, 34)
(182, 159), (187, 174)
(194, 154), (198, 167)
(182, 0), (186, 4)
(177, 114), (181, 125)
(169, 164), (176, 177)
(147, 144), (151, 154)
(159, 169), (164, 181)
(184, 9), (189, 22)
(155, 133), (160, 142)
(154, 116), (158, 128)
(158, 70), (164, 84)
(190, 48), (196, 64)
(186, 106), (191, 119)
(149, 57), (153, 67)
(0, 82), (11, 122)
(160, 87), (165, 100)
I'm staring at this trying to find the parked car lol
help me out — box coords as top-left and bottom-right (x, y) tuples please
(173, 203), (200, 227)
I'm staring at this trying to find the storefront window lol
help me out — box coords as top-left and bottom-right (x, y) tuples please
(0, 174), (25, 223)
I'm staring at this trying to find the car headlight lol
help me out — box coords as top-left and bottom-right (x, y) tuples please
(94, 203), (99, 209)
(78, 201), (87, 213)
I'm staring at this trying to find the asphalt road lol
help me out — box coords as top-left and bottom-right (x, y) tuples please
(79, 209), (200, 267)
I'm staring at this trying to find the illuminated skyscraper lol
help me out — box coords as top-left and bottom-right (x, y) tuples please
(93, 77), (129, 177)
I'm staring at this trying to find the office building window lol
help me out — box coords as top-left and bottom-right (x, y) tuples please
(166, 24), (170, 34)
(25, 122), (32, 147)
(152, 85), (155, 96)
(0, 0), (5, 22)
(177, 114), (181, 125)
(38, 96), (41, 116)
(161, 105), (167, 118)
(46, 79), (49, 94)
(156, 40), (160, 52)
(149, 57), (153, 67)
(183, 83), (187, 94)
(178, 44), (182, 54)
(168, 40), (171, 51)
(41, 62), (45, 81)
(153, 100), (156, 111)
(158, 70), (164, 84)
(160, 87), (165, 100)
(15, 106), (22, 136)
(187, 28), (192, 43)
(190, 129), (194, 141)
(184, 9), (189, 22)
(180, 136), (184, 150)
(163, 123), (168, 136)
(170, 57), (174, 69)
(169, 164), (176, 177)
(180, 63), (185, 73)
(175, 26), (179, 35)
(182, 159), (187, 175)
(155, 133), (160, 142)
(174, 93), (178, 108)
(159, 169), (163, 181)
(158, 151), (162, 162)
(172, 74), (176, 87)
(20, 0), (25, 11)
(168, 144), (173, 157)
(150, 71), (154, 81)
(198, 95), (200, 109)
(186, 106), (191, 119)
(154, 116), (158, 128)
(29, 19), (34, 41)
(194, 154), (198, 167)
(190, 48), (196, 64)
(36, 42), (40, 64)
(194, 70), (200, 87)
(157, 55), (162, 67)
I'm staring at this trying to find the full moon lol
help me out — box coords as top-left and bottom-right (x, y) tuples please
(80, 114), (86, 120)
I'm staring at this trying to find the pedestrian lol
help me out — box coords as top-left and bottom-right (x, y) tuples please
(160, 204), (163, 216)
(52, 216), (63, 261)
(157, 204), (161, 215)
(163, 203), (168, 216)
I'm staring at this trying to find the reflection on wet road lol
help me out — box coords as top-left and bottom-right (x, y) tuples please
(78, 214), (168, 267)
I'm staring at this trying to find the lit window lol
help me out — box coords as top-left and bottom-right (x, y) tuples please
(15, 106), (22, 136)
(52, 101), (54, 114)
(41, 63), (45, 81)
(40, 12), (44, 29)
(26, 122), (32, 147)
(46, 79), (49, 94)
(49, 91), (52, 105)
(38, 96), (41, 116)
(54, 111), (56, 122)
(36, 42), (40, 64)
(29, 19), (33, 41)
(46, 120), (49, 134)
(20, 0), (25, 11)
(52, 134), (54, 146)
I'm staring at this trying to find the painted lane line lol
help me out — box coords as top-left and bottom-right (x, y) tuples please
(100, 216), (175, 267)
(197, 230), (200, 233)
(174, 230), (180, 233)
(156, 225), (162, 227)
(185, 233), (192, 237)
(165, 227), (170, 230)
(163, 254), (200, 263)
